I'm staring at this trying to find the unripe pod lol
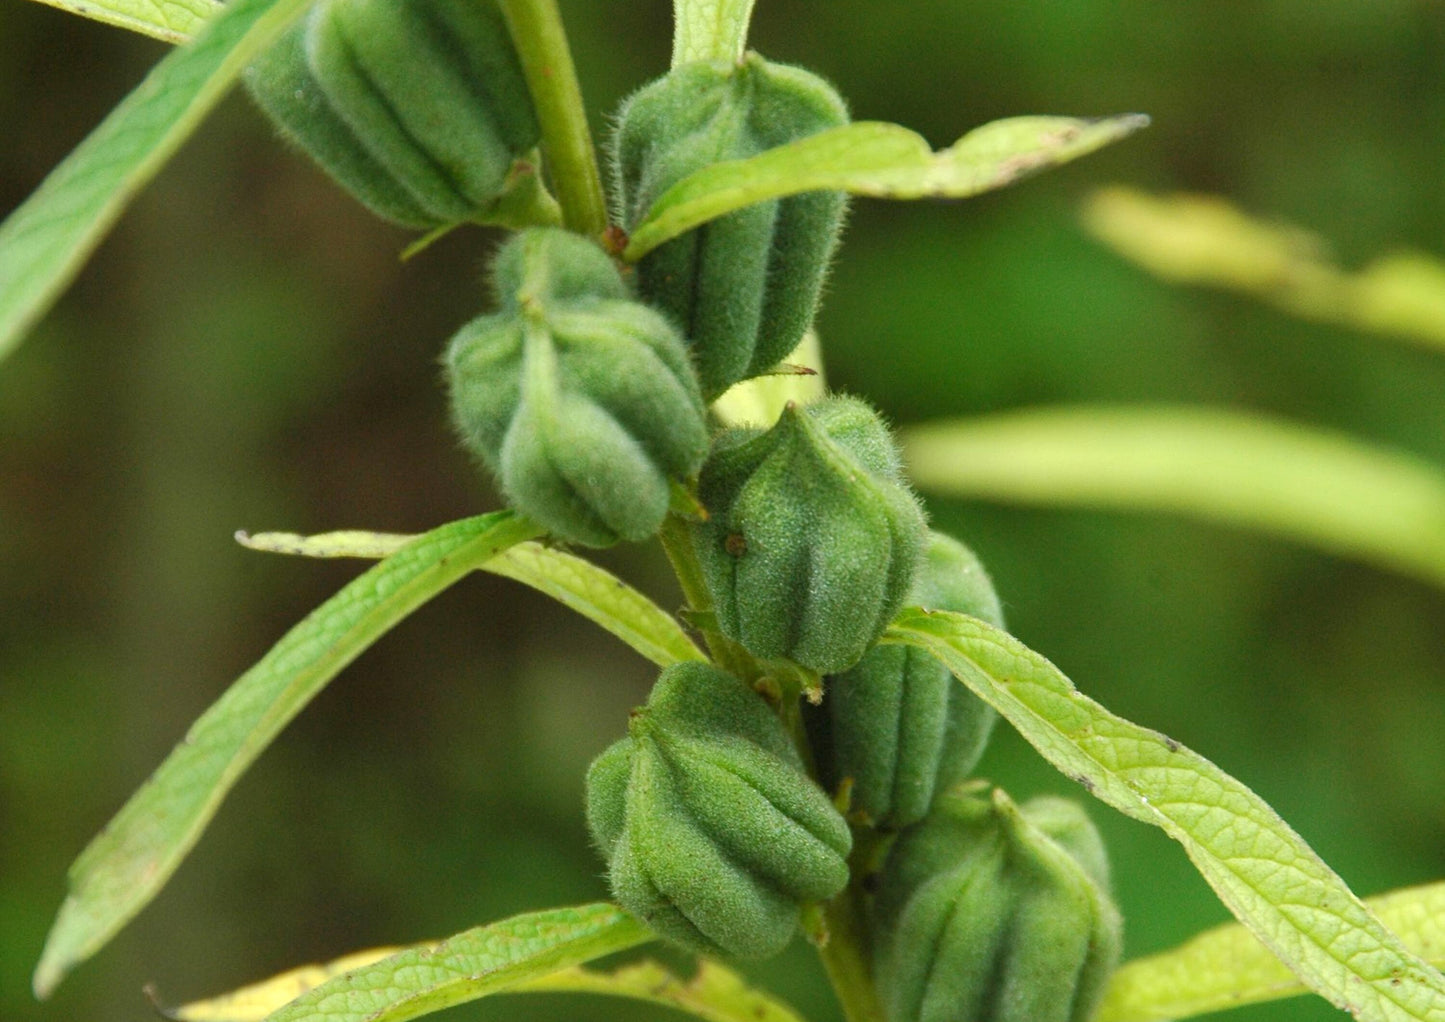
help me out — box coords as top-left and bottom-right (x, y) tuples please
(873, 784), (1123, 1022)
(692, 396), (927, 674)
(808, 531), (1004, 829)
(446, 228), (708, 546)
(245, 0), (541, 228)
(586, 662), (852, 959)
(614, 54), (849, 398)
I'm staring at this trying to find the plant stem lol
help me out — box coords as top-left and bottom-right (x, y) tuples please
(500, 0), (609, 237)
(819, 882), (887, 1022)
(672, 0), (756, 66)
(658, 513), (757, 679)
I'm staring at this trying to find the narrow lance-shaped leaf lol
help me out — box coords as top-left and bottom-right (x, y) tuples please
(671, 0), (757, 65)
(236, 529), (706, 668)
(168, 950), (802, 1022)
(261, 904), (652, 1022)
(21, 0), (219, 43)
(886, 608), (1445, 1022)
(1096, 880), (1445, 1022)
(0, 0), (312, 364)
(33, 512), (543, 998)
(623, 114), (1149, 260)
(903, 406), (1445, 591)
(1083, 186), (1445, 355)
(162, 948), (407, 1022)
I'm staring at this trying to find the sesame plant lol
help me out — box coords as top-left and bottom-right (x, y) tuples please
(5, 2), (1445, 1022)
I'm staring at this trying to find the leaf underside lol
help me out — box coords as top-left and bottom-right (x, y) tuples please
(259, 904), (653, 1022)
(1097, 880), (1445, 1022)
(22, 0), (219, 43)
(169, 943), (802, 1022)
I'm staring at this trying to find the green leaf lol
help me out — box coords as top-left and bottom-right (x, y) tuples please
(0, 0), (311, 365)
(486, 542), (706, 668)
(166, 941), (799, 1022)
(886, 608), (1445, 1022)
(902, 406), (1445, 590)
(261, 904), (652, 1022)
(1097, 880), (1445, 1022)
(623, 115), (1148, 260)
(164, 948), (407, 1021)
(671, 0), (757, 66)
(1083, 186), (1445, 355)
(33, 512), (543, 998)
(514, 958), (806, 1022)
(236, 529), (706, 668)
(23, 0), (218, 42)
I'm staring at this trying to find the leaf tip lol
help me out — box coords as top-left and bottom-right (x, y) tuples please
(32, 949), (66, 1001)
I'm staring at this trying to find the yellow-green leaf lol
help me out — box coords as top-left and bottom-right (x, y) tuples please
(1083, 186), (1445, 354)
(22, 0), (219, 43)
(903, 406), (1445, 590)
(1097, 881), (1445, 1022)
(168, 941), (798, 1022)
(261, 905), (651, 1022)
(515, 958), (806, 1022)
(237, 529), (706, 668)
(164, 948), (405, 1021)
(887, 608), (1445, 1022)
(33, 512), (542, 998)
(624, 114), (1148, 260)
(671, 0), (757, 66)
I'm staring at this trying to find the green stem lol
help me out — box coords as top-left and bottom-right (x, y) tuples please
(819, 883), (887, 1022)
(500, 0), (608, 237)
(658, 513), (756, 679)
(671, 0), (757, 66)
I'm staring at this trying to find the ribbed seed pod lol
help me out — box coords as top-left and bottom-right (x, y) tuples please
(873, 784), (1123, 1022)
(245, 0), (541, 227)
(586, 662), (852, 959)
(614, 53), (849, 398)
(692, 396), (926, 673)
(808, 531), (1004, 829)
(446, 228), (708, 546)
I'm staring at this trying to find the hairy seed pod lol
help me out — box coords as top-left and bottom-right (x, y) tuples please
(245, 0), (540, 227)
(614, 53), (849, 398)
(873, 784), (1123, 1022)
(692, 396), (927, 674)
(808, 531), (1004, 829)
(585, 662), (852, 959)
(446, 228), (708, 546)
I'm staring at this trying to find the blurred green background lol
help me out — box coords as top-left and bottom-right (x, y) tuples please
(4, 2), (1444, 1020)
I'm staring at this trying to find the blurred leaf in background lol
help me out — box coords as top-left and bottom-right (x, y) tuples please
(3, 2), (1444, 1022)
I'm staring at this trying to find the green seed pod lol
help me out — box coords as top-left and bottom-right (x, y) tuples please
(873, 784), (1123, 1022)
(446, 228), (708, 546)
(692, 396), (926, 674)
(614, 54), (849, 398)
(245, 0), (541, 227)
(808, 531), (1005, 829)
(585, 662), (852, 959)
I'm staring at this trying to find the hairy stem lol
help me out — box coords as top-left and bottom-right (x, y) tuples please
(658, 513), (756, 679)
(500, 0), (608, 236)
